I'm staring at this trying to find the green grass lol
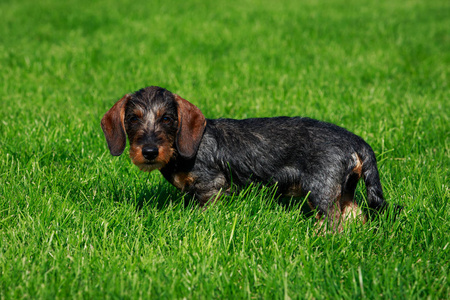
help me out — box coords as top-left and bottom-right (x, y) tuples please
(1, 0), (449, 298)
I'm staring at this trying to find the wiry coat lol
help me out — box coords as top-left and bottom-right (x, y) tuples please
(101, 86), (395, 230)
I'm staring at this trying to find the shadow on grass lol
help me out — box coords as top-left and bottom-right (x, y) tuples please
(111, 177), (317, 217)
(112, 175), (199, 211)
(108, 174), (403, 228)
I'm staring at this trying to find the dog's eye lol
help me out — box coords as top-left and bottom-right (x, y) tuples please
(129, 116), (139, 123)
(161, 116), (173, 124)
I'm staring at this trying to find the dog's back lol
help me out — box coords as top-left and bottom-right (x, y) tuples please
(194, 117), (369, 194)
(102, 86), (401, 231)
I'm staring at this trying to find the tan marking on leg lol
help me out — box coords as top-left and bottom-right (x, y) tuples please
(341, 200), (367, 224)
(314, 213), (328, 235)
(172, 172), (195, 191)
(352, 153), (363, 177)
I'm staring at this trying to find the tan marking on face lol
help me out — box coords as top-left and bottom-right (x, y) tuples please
(132, 108), (144, 119)
(129, 144), (163, 172)
(155, 109), (165, 119)
(155, 139), (175, 166)
(128, 128), (176, 173)
(352, 153), (363, 177)
(129, 131), (147, 165)
(128, 130), (170, 172)
(129, 146), (143, 163)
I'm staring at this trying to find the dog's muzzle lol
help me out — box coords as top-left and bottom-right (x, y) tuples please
(142, 146), (159, 161)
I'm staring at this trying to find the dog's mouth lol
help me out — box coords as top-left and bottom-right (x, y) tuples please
(129, 144), (173, 172)
(129, 145), (165, 172)
(135, 161), (163, 172)
(142, 154), (162, 165)
(129, 154), (163, 172)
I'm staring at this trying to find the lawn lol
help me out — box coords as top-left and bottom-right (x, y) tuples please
(0, 0), (449, 298)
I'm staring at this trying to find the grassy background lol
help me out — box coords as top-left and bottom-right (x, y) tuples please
(1, 0), (449, 298)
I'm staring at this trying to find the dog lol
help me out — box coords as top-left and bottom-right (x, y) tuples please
(101, 86), (398, 230)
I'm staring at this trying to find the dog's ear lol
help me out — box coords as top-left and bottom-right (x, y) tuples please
(174, 94), (206, 159)
(101, 94), (131, 156)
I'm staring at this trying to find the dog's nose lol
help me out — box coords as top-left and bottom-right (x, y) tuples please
(142, 147), (159, 161)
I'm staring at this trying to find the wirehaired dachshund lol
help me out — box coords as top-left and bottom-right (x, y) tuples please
(101, 86), (399, 230)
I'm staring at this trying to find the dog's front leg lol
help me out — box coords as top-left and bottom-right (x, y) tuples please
(191, 173), (231, 209)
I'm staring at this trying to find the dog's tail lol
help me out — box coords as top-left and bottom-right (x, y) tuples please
(357, 144), (389, 216)
(357, 144), (404, 219)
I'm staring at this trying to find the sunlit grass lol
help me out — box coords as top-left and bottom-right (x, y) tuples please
(0, 0), (449, 298)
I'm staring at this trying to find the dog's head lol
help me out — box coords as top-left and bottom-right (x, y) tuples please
(101, 86), (206, 172)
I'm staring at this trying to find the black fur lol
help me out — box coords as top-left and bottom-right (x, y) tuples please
(161, 117), (384, 209)
(102, 86), (400, 230)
